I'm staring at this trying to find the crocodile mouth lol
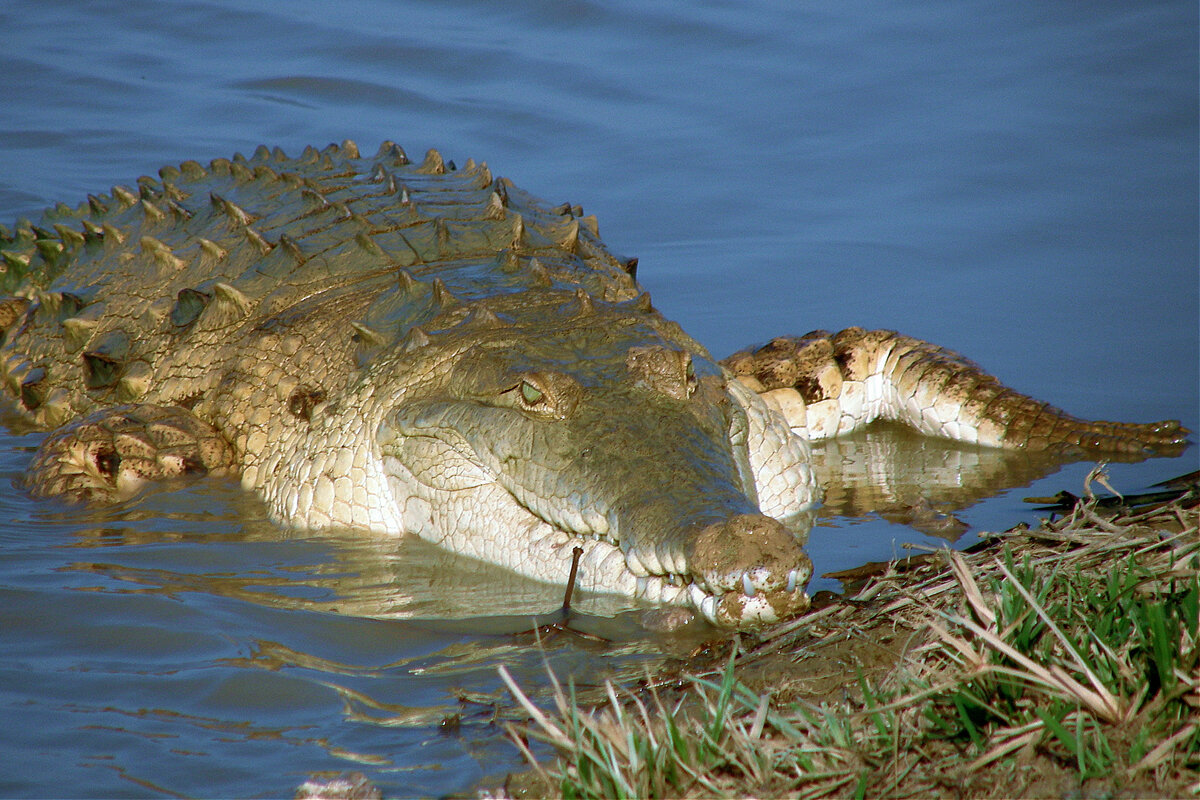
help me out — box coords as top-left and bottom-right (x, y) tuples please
(379, 413), (812, 625)
(505, 484), (812, 624)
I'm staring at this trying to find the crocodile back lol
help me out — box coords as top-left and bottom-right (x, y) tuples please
(0, 141), (643, 430)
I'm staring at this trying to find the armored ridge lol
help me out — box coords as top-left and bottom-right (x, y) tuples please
(0, 141), (642, 430)
(0, 140), (1188, 627)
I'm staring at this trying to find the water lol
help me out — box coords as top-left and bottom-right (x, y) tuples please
(1, 1), (1196, 796)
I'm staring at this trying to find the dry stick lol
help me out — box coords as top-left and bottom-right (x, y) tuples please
(562, 545), (584, 613)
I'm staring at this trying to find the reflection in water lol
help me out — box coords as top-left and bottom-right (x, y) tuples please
(810, 421), (1083, 540)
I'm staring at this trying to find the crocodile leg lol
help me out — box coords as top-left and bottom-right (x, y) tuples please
(722, 327), (1189, 457)
(26, 404), (236, 503)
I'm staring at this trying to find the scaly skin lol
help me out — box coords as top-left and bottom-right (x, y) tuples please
(0, 140), (1188, 626)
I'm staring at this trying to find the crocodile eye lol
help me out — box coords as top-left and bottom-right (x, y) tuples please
(520, 380), (544, 406)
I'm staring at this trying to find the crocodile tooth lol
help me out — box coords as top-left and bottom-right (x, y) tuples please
(741, 573), (756, 597)
(787, 569), (799, 593)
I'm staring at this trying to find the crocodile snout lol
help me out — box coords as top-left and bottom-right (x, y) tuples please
(686, 512), (812, 625)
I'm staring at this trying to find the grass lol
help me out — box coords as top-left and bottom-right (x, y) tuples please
(496, 474), (1200, 798)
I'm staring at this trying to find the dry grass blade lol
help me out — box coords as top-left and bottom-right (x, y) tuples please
(1132, 721), (1199, 774)
(949, 550), (995, 627)
(497, 664), (571, 749)
(966, 724), (1043, 771)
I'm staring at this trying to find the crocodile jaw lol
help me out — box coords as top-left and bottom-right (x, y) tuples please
(376, 429), (813, 627)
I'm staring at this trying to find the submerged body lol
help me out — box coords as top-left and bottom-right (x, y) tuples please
(0, 141), (1187, 625)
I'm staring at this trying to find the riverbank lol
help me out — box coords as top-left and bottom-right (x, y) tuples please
(495, 470), (1199, 799)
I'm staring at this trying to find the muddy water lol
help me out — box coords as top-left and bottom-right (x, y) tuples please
(1, 1), (1195, 796)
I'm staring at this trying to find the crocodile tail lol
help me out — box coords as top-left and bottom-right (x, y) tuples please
(721, 327), (1189, 457)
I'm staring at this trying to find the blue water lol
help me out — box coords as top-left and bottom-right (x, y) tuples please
(1, 1), (1196, 796)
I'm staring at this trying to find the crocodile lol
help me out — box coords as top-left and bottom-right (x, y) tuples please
(0, 140), (1188, 626)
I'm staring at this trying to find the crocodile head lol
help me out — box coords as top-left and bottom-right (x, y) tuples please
(370, 300), (815, 626)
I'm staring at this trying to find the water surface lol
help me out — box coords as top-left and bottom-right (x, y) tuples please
(0, 1), (1195, 796)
